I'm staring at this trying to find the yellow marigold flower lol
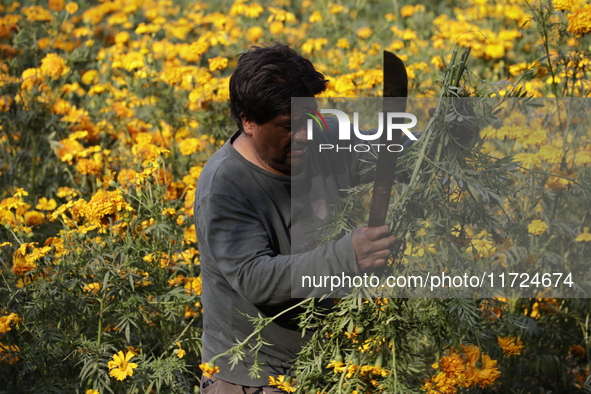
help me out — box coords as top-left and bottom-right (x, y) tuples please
(184, 276), (202, 295)
(309, 10), (323, 23)
(0, 313), (22, 334)
(179, 138), (203, 155)
(81, 70), (98, 85)
(326, 359), (346, 373)
(199, 362), (220, 378)
(538, 145), (563, 163)
(247, 26), (263, 42)
(84, 189), (130, 227)
(400, 5), (415, 17)
(336, 38), (350, 49)
(348, 50), (367, 70)
(62, 106), (88, 123)
(114, 31), (130, 44)
(269, 21), (284, 35)
(65, 2), (78, 14)
(528, 219), (548, 235)
(576, 227), (591, 242)
(40, 53), (70, 80)
(497, 336), (523, 356)
(267, 7), (296, 23)
(113, 52), (145, 72)
(513, 152), (541, 169)
(268, 375), (297, 393)
(208, 56), (228, 71)
(175, 342), (186, 358)
(51, 99), (71, 115)
(484, 43), (505, 59)
(328, 3), (344, 14)
(76, 158), (102, 176)
(245, 2), (264, 17)
(574, 149), (591, 166)
(21, 68), (43, 91)
(36, 197), (57, 211)
(44, 237), (66, 257)
(23, 5), (53, 22)
(57, 186), (79, 200)
(229, 0), (247, 16)
(566, 5), (591, 36)
(356, 27), (372, 39)
(108, 350), (138, 381)
(83, 282), (101, 294)
(554, 0), (576, 11)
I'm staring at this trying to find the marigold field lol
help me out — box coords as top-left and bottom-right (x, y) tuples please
(1, 0), (591, 393)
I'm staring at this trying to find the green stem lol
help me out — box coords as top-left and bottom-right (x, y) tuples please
(209, 298), (313, 365)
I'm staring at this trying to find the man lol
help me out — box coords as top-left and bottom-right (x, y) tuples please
(194, 43), (397, 393)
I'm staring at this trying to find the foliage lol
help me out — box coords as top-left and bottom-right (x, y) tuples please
(1, 0), (591, 392)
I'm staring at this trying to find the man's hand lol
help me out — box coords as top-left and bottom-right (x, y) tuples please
(351, 225), (397, 272)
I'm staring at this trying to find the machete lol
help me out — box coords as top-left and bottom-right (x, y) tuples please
(367, 51), (408, 228)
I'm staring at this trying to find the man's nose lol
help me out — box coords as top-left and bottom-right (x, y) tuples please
(293, 125), (308, 143)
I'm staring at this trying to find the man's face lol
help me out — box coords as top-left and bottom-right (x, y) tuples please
(242, 112), (309, 176)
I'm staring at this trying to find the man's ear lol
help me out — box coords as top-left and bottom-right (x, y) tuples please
(242, 117), (256, 136)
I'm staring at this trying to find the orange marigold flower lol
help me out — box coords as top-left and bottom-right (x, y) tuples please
(57, 138), (84, 164)
(0, 313), (22, 334)
(76, 158), (102, 176)
(48, 0), (65, 11)
(84, 189), (130, 227)
(199, 362), (220, 379)
(65, 2), (78, 14)
(497, 336), (524, 356)
(569, 344), (586, 358)
(24, 211), (45, 227)
(40, 53), (70, 80)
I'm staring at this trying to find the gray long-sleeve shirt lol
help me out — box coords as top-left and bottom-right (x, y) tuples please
(194, 124), (369, 386)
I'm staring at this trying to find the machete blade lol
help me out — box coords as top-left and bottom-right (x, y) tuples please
(367, 51), (409, 228)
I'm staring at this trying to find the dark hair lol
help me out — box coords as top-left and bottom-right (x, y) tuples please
(230, 42), (328, 131)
